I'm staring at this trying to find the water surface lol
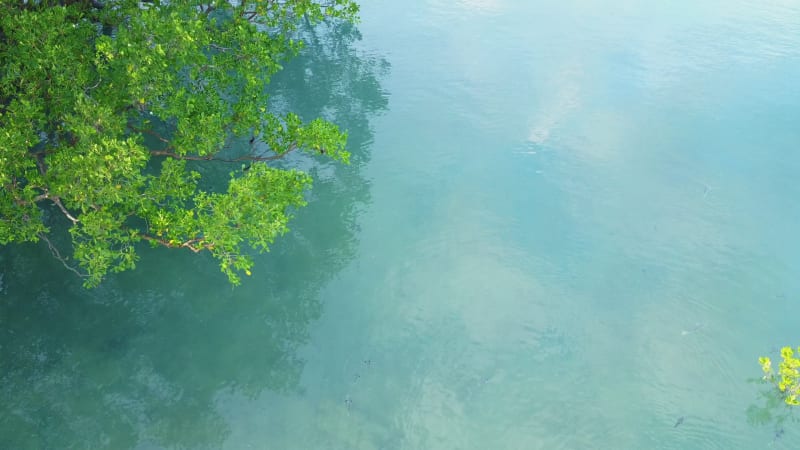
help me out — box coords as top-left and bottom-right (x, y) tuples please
(2, 0), (800, 448)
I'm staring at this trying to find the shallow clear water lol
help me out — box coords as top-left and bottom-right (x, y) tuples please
(2, 1), (800, 448)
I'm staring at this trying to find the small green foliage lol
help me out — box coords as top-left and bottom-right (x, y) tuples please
(0, 0), (359, 286)
(760, 346), (800, 406)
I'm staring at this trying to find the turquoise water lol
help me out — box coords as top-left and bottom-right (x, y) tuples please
(2, 0), (800, 448)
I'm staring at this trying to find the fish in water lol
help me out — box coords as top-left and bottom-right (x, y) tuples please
(674, 416), (684, 428)
(774, 428), (784, 440)
(681, 323), (706, 336)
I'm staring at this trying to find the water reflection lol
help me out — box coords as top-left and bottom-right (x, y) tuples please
(0, 21), (389, 450)
(270, 19), (390, 167)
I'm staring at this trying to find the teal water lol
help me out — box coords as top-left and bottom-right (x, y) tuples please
(2, 1), (800, 448)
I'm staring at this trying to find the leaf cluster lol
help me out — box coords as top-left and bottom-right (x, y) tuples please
(0, 0), (358, 286)
(760, 346), (800, 406)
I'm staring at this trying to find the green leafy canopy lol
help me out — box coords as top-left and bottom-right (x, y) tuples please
(0, 0), (358, 286)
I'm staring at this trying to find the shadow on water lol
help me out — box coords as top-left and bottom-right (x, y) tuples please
(745, 369), (799, 447)
(0, 21), (389, 450)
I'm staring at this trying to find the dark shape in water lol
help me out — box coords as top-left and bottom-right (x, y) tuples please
(674, 416), (684, 428)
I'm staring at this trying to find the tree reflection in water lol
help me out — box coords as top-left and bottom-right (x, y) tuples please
(0, 20), (389, 450)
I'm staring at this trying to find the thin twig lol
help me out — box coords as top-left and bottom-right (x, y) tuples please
(149, 142), (299, 163)
(37, 233), (88, 279)
(84, 77), (102, 93)
(209, 43), (232, 52)
(29, 188), (80, 224)
(128, 124), (171, 144)
(137, 233), (209, 253)
(51, 196), (79, 225)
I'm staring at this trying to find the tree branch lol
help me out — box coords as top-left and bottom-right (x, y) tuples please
(33, 149), (48, 176)
(149, 142), (299, 163)
(30, 189), (81, 225)
(138, 233), (211, 253)
(200, 1), (218, 17)
(209, 43), (232, 52)
(37, 232), (88, 279)
(51, 196), (79, 225)
(128, 123), (171, 144)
